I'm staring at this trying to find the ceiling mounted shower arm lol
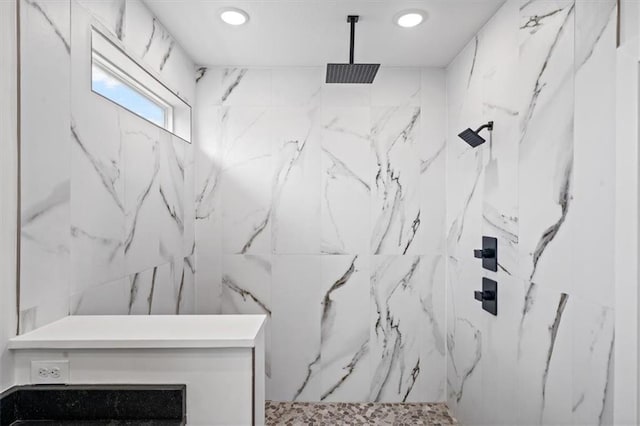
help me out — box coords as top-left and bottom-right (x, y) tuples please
(475, 121), (494, 134)
(348, 15), (358, 65)
(325, 14), (379, 84)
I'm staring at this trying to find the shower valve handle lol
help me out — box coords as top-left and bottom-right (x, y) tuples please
(474, 248), (495, 259)
(474, 290), (496, 301)
(475, 278), (498, 316)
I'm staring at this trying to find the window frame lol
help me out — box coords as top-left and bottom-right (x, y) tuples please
(89, 25), (192, 143)
(91, 50), (174, 131)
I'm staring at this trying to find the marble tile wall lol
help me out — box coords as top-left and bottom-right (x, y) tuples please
(445, 0), (616, 424)
(19, 0), (72, 333)
(194, 66), (447, 402)
(1, 0), (19, 393)
(19, 0), (196, 332)
(18, 0), (619, 417)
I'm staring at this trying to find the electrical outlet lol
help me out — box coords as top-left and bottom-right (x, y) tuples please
(31, 360), (69, 384)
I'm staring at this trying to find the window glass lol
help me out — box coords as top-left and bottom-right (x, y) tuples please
(91, 61), (167, 127)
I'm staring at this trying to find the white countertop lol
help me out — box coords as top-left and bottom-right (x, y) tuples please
(9, 315), (266, 350)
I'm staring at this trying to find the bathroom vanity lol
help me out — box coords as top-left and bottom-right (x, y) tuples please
(8, 315), (266, 425)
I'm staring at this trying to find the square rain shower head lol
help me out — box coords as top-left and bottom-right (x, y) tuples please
(326, 63), (380, 84)
(458, 128), (486, 147)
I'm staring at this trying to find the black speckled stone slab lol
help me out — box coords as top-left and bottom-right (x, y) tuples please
(8, 422), (182, 425)
(0, 385), (185, 426)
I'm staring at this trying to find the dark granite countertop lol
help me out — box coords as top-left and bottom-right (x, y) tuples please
(10, 421), (183, 425)
(1, 385), (185, 426)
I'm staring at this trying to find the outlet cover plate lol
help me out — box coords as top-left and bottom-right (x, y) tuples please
(31, 360), (69, 384)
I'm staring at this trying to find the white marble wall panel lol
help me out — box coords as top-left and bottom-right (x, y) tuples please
(445, 38), (485, 266)
(122, 112), (162, 275)
(128, 266), (159, 315)
(220, 68), (272, 107)
(19, 0), (71, 331)
(445, 0), (617, 424)
(319, 255), (371, 402)
(194, 70), (223, 313)
(322, 84), (370, 108)
(416, 255), (447, 401)
(516, 286), (572, 425)
(518, 0), (575, 293)
(71, 276), (130, 316)
(221, 254), (271, 316)
(477, 3), (522, 425)
(194, 67), (447, 402)
(370, 256), (429, 402)
(371, 107), (422, 255)
(194, 159), (222, 309)
(271, 68), (322, 107)
(371, 68), (420, 107)
(70, 1), (124, 295)
(270, 256), (323, 402)
(18, 296), (69, 335)
(479, 0), (520, 279)
(221, 254), (272, 386)
(445, 29), (486, 412)
(516, 3), (575, 423)
(183, 141), (195, 257)
(571, 297), (614, 426)
(445, 309), (483, 422)
(19, 0), (196, 331)
(371, 254), (445, 403)
(220, 107), (274, 254)
(193, 235), (221, 315)
(570, 3), (616, 425)
(420, 69), (447, 255)
(150, 258), (193, 314)
(271, 107), (322, 254)
(320, 107), (372, 254)
(571, 0), (617, 309)
(180, 255), (196, 314)
(70, 107), (125, 293)
(158, 133), (185, 264)
(71, 256), (194, 316)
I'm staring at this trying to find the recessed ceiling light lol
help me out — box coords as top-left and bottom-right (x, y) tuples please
(394, 10), (426, 28)
(219, 8), (249, 26)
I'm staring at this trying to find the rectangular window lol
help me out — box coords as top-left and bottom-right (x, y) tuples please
(90, 27), (191, 142)
(92, 53), (170, 128)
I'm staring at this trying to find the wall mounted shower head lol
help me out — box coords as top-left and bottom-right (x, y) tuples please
(458, 121), (494, 147)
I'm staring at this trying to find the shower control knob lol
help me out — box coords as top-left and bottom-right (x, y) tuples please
(474, 290), (495, 301)
(474, 278), (498, 316)
(473, 248), (495, 259)
(474, 236), (498, 272)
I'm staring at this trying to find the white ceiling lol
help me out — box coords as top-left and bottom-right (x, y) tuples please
(144, 0), (506, 68)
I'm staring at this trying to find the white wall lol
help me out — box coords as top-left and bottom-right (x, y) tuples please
(194, 66), (447, 402)
(18, 0), (197, 333)
(446, 0), (617, 424)
(615, 1), (640, 424)
(0, 0), (19, 392)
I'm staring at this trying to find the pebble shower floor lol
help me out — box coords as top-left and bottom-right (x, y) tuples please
(265, 401), (458, 425)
